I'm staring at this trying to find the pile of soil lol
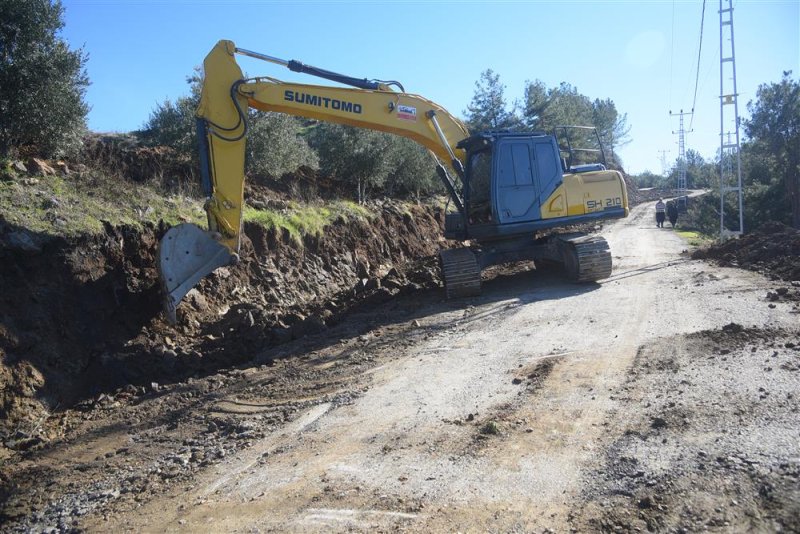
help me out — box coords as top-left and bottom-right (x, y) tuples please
(622, 178), (646, 205)
(0, 201), (445, 448)
(692, 221), (800, 282)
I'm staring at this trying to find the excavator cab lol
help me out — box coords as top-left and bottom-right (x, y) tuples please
(448, 132), (579, 241)
(462, 133), (560, 228)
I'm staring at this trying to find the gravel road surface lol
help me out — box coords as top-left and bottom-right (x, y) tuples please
(3, 202), (798, 533)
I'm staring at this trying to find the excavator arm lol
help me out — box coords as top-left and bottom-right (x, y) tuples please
(159, 40), (471, 322)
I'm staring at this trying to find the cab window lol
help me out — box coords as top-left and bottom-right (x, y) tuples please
(468, 149), (492, 223)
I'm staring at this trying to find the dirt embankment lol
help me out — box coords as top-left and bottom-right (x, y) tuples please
(0, 202), (445, 448)
(693, 221), (800, 283)
(79, 134), (195, 187)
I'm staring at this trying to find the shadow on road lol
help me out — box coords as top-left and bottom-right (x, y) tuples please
(605, 259), (693, 282)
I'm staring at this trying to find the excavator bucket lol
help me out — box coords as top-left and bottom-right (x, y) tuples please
(158, 223), (233, 324)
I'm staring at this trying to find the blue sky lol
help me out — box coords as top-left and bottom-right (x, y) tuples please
(61, 0), (798, 175)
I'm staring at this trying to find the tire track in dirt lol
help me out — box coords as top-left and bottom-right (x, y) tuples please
(60, 203), (800, 532)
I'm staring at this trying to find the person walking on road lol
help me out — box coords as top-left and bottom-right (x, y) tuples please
(667, 201), (679, 228)
(655, 198), (666, 228)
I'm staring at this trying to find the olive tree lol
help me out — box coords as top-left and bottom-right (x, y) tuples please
(310, 123), (394, 203)
(0, 0), (89, 157)
(744, 72), (800, 228)
(385, 137), (440, 198)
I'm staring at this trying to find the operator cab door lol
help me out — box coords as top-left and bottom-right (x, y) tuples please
(494, 139), (540, 224)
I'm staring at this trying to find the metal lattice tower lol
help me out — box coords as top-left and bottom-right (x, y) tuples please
(670, 109), (693, 209)
(719, 0), (744, 237)
(658, 149), (671, 176)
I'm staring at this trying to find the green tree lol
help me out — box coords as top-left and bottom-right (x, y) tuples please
(668, 149), (716, 190)
(521, 80), (551, 131)
(630, 170), (667, 189)
(384, 138), (439, 198)
(591, 98), (631, 166)
(522, 81), (614, 167)
(684, 149), (717, 189)
(244, 112), (318, 178)
(743, 72), (800, 228)
(139, 68), (201, 157)
(309, 124), (440, 202)
(142, 97), (198, 158)
(523, 82), (593, 131)
(464, 69), (519, 132)
(310, 123), (394, 203)
(0, 0), (89, 157)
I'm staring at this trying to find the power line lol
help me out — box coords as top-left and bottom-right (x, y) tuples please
(689, 0), (707, 130)
(669, 0), (676, 111)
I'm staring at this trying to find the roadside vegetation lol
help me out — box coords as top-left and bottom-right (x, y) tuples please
(464, 70), (632, 170)
(628, 72), (799, 236)
(674, 229), (714, 248)
(244, 200), (372, 243)
(0, 167), (204, 236)
(0, 0), (797, 242)
(0, 0), (88, 159)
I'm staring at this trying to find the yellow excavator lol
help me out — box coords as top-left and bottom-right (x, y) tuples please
(158, 40), (629, 323)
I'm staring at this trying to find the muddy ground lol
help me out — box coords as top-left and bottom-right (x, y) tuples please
(1, 198), (798, 532)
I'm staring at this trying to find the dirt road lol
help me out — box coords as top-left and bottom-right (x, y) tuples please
(3, 202), (798, 532)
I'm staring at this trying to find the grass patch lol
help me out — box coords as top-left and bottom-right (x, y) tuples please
(674, 229), (714, 247)
(244, 199), (373, 243)
(479, 421), (502, 436)
(0, 171), (205, 237)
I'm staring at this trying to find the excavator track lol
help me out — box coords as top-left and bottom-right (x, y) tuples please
(557, 234), (613, 282)
(439, 247), (482, 299)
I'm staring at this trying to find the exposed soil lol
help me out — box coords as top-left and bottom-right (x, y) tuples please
(0, 200), (445, 450)
(624, 183), (683, 206)
(693, 221), (800, 283)
(570, 326), (800, 532)
(0, 294), (445, 531)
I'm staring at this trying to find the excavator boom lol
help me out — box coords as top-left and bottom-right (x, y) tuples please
(159, 40), (470, 322)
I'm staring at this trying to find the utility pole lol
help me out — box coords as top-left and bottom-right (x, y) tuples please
(658, 149), (671, 177)
(670, 109), (693, 210)
(719, 0), (744, 237)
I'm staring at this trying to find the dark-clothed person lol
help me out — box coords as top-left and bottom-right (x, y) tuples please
(667, 201), (678, 228)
